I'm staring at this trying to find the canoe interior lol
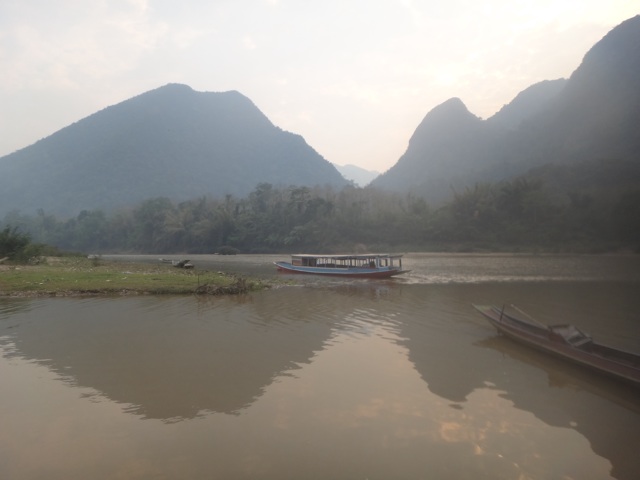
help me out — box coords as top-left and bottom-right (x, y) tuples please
(473, 304), (640, 385)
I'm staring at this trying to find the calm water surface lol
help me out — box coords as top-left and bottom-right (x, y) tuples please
(1, 254), (639, 479)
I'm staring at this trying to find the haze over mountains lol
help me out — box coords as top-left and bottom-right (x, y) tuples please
(334, 163), (380, 187)
(0, 84), (348, 216)
(372, 15), (640, 203)
(1, 15), (639, 218)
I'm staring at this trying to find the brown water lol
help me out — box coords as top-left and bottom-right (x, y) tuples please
(1, 254), (639, 479)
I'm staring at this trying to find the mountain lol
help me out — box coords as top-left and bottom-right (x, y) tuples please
(524, 15), (640, 163)
(0, 84), (348, 217)
(486, 79), (567, 130)
(371, 97), (500, 200)
(334, 163), (380, 186)
(372, 15), (640, 203)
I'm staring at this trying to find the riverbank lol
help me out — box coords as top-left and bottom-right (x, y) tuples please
(0, 256), (269, 297)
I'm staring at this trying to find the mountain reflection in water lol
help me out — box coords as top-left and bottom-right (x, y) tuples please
(1, 254), (639, 479)
(1, 291), (341, 420)
(474, 335), (640, 480)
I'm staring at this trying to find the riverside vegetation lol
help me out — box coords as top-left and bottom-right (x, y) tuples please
(3, 174), (640, 255)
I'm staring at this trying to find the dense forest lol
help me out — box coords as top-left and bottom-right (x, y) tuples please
(3, 173), (639, 255)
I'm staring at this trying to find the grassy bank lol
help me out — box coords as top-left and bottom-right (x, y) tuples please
(0, 256), (268, 297)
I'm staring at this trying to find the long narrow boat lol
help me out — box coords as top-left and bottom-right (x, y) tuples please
(473, 304), (640, 386)
(274, 253), (410, 278)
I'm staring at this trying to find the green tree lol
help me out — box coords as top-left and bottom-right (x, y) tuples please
(132, 197), (176, 252)
(440, 183), (498, 243)
(0, 225), (34, 262)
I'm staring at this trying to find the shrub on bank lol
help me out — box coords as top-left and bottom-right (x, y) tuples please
(0, 226), (41, 263)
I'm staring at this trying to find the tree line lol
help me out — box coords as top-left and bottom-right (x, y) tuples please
(2, 180), (639, 255)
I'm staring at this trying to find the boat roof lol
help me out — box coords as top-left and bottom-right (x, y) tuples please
(291, 253), (402, 259)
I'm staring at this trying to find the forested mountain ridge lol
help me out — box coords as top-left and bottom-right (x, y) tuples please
(486, 79), (567, 130)
(0, 83), (348, 217)
(372, 15), (640, 203)
(371, 97), (500, 200)
(526, 14), (640, 163)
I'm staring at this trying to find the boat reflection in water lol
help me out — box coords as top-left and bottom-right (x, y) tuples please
(475, 335), (640, 480)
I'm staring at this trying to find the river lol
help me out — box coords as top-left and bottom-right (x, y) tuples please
(1, 253), (639, 479)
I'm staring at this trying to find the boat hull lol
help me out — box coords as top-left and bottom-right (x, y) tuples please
(274, 261), (409, 279)
(473, 305), (640, 386)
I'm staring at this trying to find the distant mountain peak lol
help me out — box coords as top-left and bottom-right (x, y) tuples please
(0, 84), (347, 216)
(575, 14), (640, 78)
(334, 163), (380, 187)
(158, 82), (194, 91)
(438, 96), (467, 109)
(422, 97), (474, 122)
(372, 14), (640, 203)
(408, 97), (483, 148)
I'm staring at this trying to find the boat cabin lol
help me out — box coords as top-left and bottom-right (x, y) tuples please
(290, 254), (404, 270)
(549, 324), (593, 347)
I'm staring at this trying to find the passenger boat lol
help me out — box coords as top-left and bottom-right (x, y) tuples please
(473, 304), (640, 386)
(274, 253), (409, 278)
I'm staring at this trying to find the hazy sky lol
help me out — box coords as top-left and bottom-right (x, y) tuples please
(0, 1), (637, 172)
